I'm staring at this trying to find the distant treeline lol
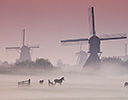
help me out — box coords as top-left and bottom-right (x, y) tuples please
(0, 58), (58, 75)
(1, 57), (128, 69)
(15, 58), (54, 69)
(101, 57), (128, 67)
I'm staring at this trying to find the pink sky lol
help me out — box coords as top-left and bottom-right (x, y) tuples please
(0, 0), (128, 65)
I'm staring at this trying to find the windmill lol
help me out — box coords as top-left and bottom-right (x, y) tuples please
(119, 43), (128, 61)
(6, 29), (39, 62)
(76, 43), (87, 66)
(61, 7), (127, 68)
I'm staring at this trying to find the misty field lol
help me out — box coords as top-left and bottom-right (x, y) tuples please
(0, 66), (128, 100)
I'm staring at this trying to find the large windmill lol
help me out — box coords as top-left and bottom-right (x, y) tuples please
(6, 29), (39, 62)
(61, 7), (127, 68)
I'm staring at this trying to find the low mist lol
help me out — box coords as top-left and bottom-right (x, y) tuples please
(0, 62), (128, 100)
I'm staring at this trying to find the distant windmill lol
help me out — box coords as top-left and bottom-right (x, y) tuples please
(61, 7), (127, 68)
(6, 29), (39, 62)
(76, 43), (87, 66)
(119, 43), (128, 61)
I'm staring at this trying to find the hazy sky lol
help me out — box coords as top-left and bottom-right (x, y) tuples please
(0, 0), (128, 65)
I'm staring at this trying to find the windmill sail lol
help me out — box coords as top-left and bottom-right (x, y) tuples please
(100, 33), (127, 41)
(61, 38), (88, 45)
(91, 7), (96, 35)
(125, 43), (127, 56)
(6, 47), (20, 50)
(23, 29), (25, 46)
(76, 43), (88, 66)
(100, 36), (127, 41)
(29, 46), (40, 48)
(88, 7), (93, 35)
(88, 7), (96, 35)
(61, 38), (88, 43)
(61, 38), (88, 46)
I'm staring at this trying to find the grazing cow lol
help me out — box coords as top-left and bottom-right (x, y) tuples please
(48, 79), (54, 86)
(39, 80), (44, 84)
(124, 82), (128, 87)
(54, 77), (65, 85)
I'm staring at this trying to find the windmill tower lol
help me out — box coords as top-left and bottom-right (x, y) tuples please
(6, 29), (39, 62)
(61, 7), (127, 68)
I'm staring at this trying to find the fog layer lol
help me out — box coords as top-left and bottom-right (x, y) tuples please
(0, 64), (128, 100)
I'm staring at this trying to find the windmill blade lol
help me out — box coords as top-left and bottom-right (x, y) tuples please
(91, 7), (96, 35)
(79, 43), (83, 51)
(23, 29), (25, 46)
(61, 38), (88, 45)
(61, 38), (88, 43)
(29, 46), (40, 48)
(88, 7), (96, 35)
(100, 33), (127, 41)
(6, 47), (21, 50)
(100, 36), (127, 41)
(100, 33), (127, 38)
(125, 43), (127, 56)
(88, 7), (93, 35)
(76, 53), (81, 65)
(76, 43), (83, 65)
